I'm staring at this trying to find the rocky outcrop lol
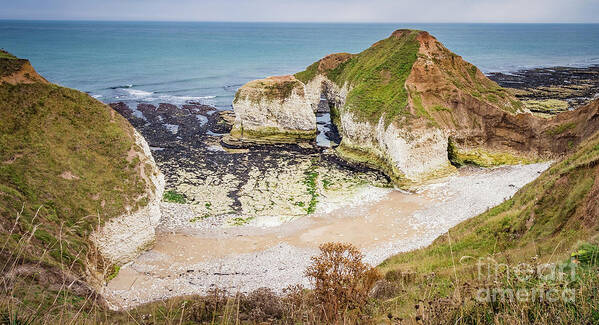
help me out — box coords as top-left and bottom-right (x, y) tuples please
(90, 129), (165, 264)
(236, 30), (599, 188)
(335, 111), (454, 186)
(228, 75), (316, 144)
(315, 30), (532, 186)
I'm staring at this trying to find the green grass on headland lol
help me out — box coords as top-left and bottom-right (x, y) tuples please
(0, 50), (17, 60)
(163, 190), (186, 203)
(0, 82), (150, 272)
(294, 30), (420, 126)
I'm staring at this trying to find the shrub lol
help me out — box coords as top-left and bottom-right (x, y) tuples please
(305, 242), (381, 322)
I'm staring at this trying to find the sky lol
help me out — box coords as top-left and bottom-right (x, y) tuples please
(2, 0), (599, 23)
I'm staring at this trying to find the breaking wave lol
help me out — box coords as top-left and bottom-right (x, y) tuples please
(117, 88), (217, 105)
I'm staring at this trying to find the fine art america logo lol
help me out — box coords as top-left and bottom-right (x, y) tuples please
(467, 256), (577, 303)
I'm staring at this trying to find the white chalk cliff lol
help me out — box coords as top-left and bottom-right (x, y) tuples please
(90, 129), (165, 264)
(230, 75), (316, 143)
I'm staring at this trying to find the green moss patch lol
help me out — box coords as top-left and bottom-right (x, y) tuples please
(189, 214), (210, 222)
(263, 80), (300, 102)
(234, 79), (303, 104)
(336, 143), (409, 187)
(106, 265), (121, 281)
(546, 122), (577, 136)
(294, 62), (319, 84)
(433, 105), (451, 112)
(230, 216), (255, 226)
(163, 190), (186, 203)
(524, 99), (569, 114)
(303, 160), (319, 214)
(449, 140), (535, 167)
(0, 50), (18, 60)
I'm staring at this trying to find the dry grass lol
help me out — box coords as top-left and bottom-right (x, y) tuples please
(0, 240), (383, 324)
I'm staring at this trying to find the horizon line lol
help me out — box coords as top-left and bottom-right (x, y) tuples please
(1, 19), (598, 24)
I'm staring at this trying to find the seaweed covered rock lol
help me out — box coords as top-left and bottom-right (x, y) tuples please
(229, 75), (316, 144)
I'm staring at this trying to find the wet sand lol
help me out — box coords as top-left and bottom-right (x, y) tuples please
(104, 163), (551, 309)
(146, 190), (423, 263)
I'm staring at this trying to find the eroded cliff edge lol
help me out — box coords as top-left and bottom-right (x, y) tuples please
(229, 30), (599, 188)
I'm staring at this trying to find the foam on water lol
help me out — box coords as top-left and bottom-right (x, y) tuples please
(124, 88), (154, 98)
(113, 88), (218, 106)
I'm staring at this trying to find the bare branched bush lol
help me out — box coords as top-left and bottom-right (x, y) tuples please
(305, 242), (381, 323)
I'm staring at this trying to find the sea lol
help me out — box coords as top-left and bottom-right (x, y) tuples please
(1, 21), (598, 110)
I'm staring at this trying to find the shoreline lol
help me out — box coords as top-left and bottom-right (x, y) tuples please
(488, 65), (599, 113)
(97, 64), (599, 111)
(104, 64), (599, 228)
(103, 162), (550, 309)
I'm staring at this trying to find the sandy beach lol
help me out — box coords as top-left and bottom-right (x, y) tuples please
(103, 162), (550, 309)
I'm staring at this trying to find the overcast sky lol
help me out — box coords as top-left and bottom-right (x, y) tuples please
(2, 0), (599, 23)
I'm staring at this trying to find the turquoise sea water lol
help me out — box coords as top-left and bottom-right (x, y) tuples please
(1, 21), (598, 109)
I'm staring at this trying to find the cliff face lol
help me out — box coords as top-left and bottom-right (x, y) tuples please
(379, 105), (599, 320)
(234, 30), (599, 187)
(0, 51), (164, 287)
(229, 75), (316, 144)
(89, 129), (165, 264)
(295, 30), (530, 186)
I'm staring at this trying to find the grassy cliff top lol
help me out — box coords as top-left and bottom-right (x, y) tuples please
(0, 50), (18, 60)
(234, 75), (304, 104)
(0, 50), (28, 78)
(296, 29), (422, 125)
(0, 81), (152, 270)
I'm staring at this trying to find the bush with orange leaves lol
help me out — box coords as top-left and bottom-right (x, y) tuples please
(305, 242), (381, 322)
